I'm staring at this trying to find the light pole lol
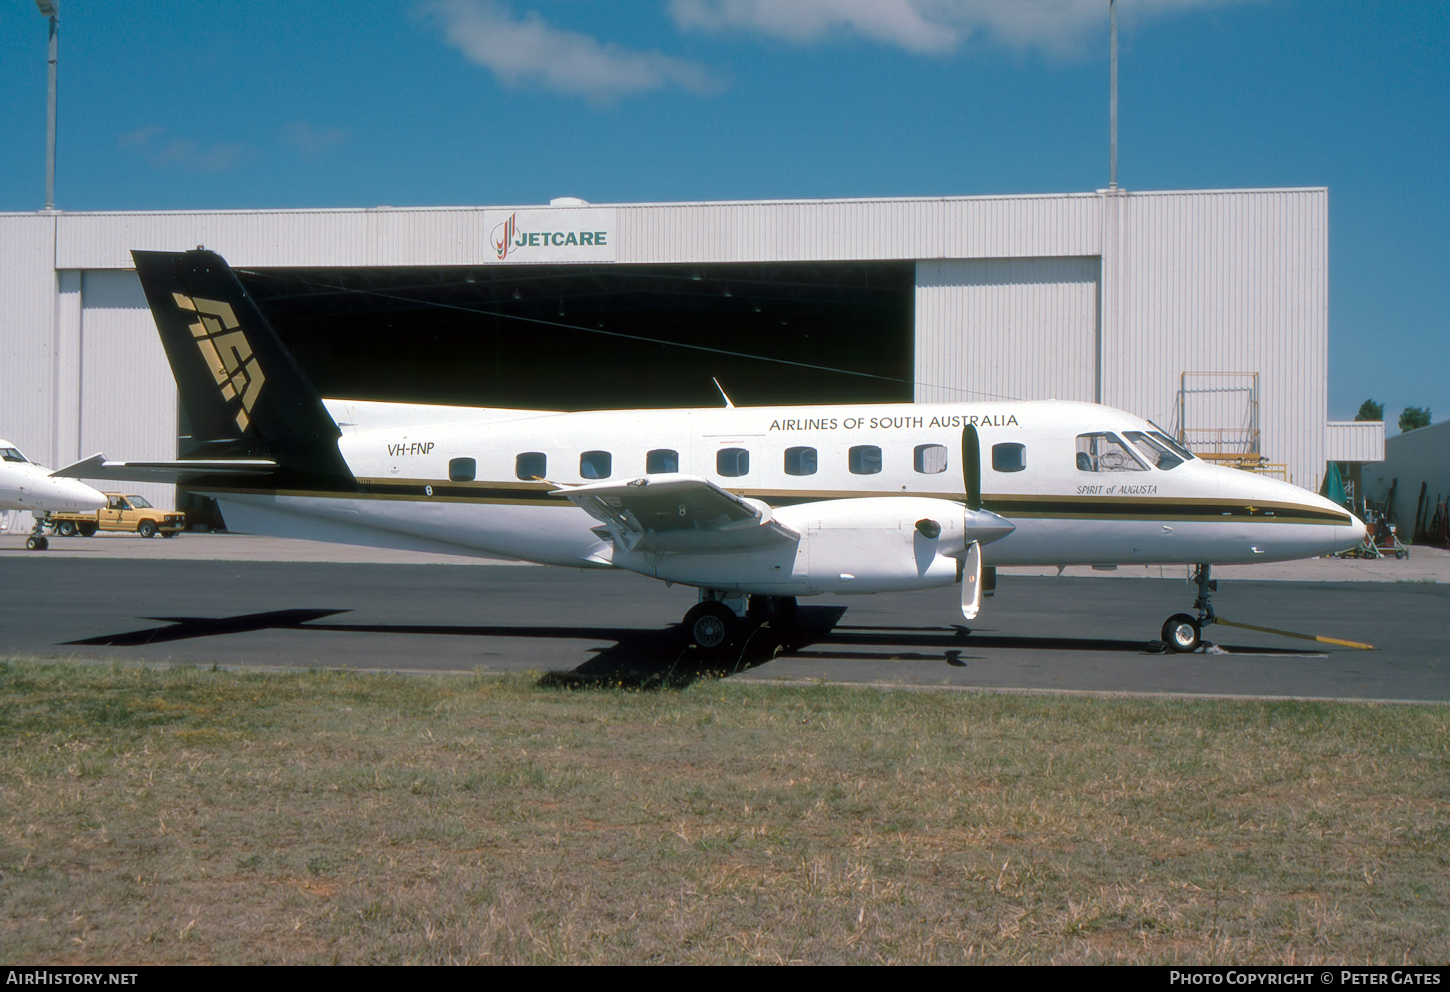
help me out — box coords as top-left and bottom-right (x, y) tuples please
(1107, 0), (1119, 191)
(36, 0), (58, 211)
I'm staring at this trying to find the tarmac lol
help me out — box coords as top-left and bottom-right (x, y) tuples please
(3, 528), (1447, 583)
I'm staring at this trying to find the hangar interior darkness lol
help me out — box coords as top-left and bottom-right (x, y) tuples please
(235, 262), (916, 411)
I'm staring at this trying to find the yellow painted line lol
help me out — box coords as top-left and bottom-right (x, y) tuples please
(1211, 617), (1374, 650)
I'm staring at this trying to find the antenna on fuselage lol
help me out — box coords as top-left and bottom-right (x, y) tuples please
(712, 378), (735, 409)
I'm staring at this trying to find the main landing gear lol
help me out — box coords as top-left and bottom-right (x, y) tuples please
(1161, 564), (1215, 653)
(683, 591), (798, 654)
(24, 514), (49, 551)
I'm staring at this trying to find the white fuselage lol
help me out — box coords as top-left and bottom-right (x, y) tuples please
(196, 400), (1366, 596)
(0, 440), (108, 516)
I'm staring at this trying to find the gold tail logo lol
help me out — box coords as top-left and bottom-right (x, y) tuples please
(173, 292), (266, 433)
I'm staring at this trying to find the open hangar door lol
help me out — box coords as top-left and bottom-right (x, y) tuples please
(235, 262), (916, 412)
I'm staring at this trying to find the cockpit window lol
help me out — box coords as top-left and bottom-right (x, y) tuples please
(1123, 431), (1184, 470)
(1149, 431), (1195, 462)
(0, 447), (27, 463)
(1075, 433), (1147, 472)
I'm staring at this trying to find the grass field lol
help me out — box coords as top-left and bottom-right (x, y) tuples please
(0, 659), (1446, 965)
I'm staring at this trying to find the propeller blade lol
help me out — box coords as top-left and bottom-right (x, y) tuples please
(962, 424), (981, 511)
(961, 540), (983, 620)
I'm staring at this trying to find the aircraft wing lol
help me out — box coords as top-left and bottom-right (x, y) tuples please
(52, 453), (278, 484)
(556, 473), (798, 554)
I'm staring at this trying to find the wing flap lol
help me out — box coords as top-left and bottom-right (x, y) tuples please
(557, 473), (798, 553)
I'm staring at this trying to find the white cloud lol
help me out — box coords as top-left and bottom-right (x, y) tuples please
(668, 0), (1253, 56)
(283, 121), (350, 159)
(118, 126), (250, 172)
(423, 0), (727, 103)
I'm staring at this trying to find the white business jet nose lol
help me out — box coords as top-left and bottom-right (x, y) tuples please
(52, 476), (107, 511)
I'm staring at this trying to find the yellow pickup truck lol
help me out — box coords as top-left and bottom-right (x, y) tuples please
(51, 493), (187, 538)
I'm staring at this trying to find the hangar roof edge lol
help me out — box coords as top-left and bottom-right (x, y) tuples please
(0, 186), (1328, 220)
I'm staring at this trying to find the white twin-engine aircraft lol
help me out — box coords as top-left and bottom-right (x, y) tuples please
(57, 250), (1366, 655)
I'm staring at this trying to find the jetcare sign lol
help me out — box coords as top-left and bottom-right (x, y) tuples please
(485, 208), (617, 264)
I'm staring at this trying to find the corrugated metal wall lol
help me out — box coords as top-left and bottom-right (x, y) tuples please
(914, 257), (1100, 404)
(0, 214), (59, 467)
(76, 270), (176, 509)
(614, 194), (1102, 263)
(1326, 421), (1387, 463)
(1101, 188), (1329, 488)
(46, 194), (1102, 270)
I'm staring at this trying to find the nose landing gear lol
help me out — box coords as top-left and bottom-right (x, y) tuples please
(24, 514), (49, 551)
(1161, 564), (1215, 653)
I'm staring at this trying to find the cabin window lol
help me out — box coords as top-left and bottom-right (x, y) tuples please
(1075, 433), (1147, 472)
(580, 451), (612, 480)
(646, 449), (679, 473)
(449, 457), (477, 482)
(914, 443), (949, 474)
(991, 443), (1026, 473)
(717, 447), (750, 477)
(784, 446), (817, 476)
(849, 445), (883, 475)
(0, 447), (27, 463)
(1123, 431), (1183, 471)
(515, 452), (546, 480)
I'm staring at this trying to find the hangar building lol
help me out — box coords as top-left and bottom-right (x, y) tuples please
(0, 187), (1383, 514)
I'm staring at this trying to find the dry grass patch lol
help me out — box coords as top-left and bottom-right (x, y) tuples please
(0, 659), (1446, 964)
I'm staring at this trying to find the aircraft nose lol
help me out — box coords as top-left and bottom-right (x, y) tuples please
(1338, 511), (1368, 553)
(61, 478), (107, 510)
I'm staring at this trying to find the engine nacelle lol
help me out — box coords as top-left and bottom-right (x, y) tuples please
(622, 496), (975, 596)
(777, 497), (967, 595)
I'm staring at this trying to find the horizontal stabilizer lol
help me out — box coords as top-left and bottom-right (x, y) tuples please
(53, 453), (277, 484)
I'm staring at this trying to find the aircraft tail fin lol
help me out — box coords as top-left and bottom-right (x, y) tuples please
(131, 249), (353, 486)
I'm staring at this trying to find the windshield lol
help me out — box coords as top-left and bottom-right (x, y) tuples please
(1, 447), (28, 463)
(1148, 431), (1195, 462)
(1123, 431), (1184, 470)
(127, 496), (153, 508)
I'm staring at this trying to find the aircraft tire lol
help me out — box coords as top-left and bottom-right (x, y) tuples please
(1162, 614), (1201, 653)
(138, 521), (157, 539)
(25, 536), (48, 551)
(684, 602), (739, 654)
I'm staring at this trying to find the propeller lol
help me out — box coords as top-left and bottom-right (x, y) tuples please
(959, 423), (1006, 620)
(962, 539), (983, 620)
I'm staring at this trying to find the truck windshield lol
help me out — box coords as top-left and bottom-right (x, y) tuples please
(127, 496), (153, 508)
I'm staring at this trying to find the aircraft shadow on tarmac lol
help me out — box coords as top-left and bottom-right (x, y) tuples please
(65, 606), (1318, 690)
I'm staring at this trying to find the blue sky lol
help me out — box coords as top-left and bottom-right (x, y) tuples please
(1, 0), (1444, 430)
